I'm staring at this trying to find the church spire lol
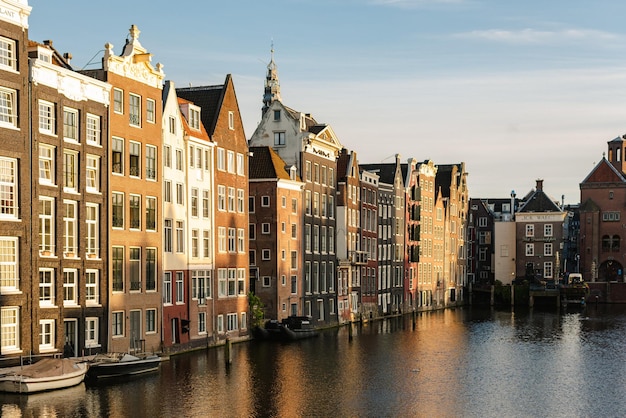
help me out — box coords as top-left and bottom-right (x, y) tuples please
(262, 42), (281, 115)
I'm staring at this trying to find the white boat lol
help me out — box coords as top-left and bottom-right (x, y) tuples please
(0, 358), (87, 394)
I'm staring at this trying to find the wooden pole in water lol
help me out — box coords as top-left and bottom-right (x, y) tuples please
(225, 337), (232, 365)
(348, 321), (353, 341)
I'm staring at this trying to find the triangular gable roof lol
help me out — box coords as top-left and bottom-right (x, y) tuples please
(518, 188), (562, 213)
(310, 124), (343, 149)
(580, 157), (626, 184)
(249, 146), (299, 181)
(176, 83), (224, 136)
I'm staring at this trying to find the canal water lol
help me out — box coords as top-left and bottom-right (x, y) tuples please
(3, 305), (626, 417)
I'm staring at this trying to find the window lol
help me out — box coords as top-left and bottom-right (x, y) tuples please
(164, 219), (172, 253)
(228, 187), (235, 212)
(237, 153), (244, 176)
(189, 107), (200, 130)
(191, 229), (199, 258)
(146, 145), (156, 180)
(261, 196), (270, 207)
(238, 228), (245, 253)
(112, 312), (124, 337)
(63, 107), (78, 141)
(249, 224), (256, 240)
(86, 204), (99, 258)
(85, 317), (99, 348)
(164, 180), (172, 203)
(218, 185), (226, 211)
(249, 196), (255, 213)
(0, 237), (18, 293)
(262, 249), (271, 260)
(525, 243), (534, 257)
(262, 223), (270, 234)
(39, 319), (55, 351)
(112, 137), (124, 174)
(218, 227), (226, 253)
(292, 224), (297, 239)
(146, 248), (156, 291)
(39, 197), (54, 255)
(168, 116), (176, 134)
(63, 269), (78, 306)
(228, 111), (234, 130)
(39, 100), (56, 135)
(63, 150), (78, 192)
(146, 309), (156, 333)
(217, 148), (225, 171)
(526, 224), (534, 237)
(113, 88), (123, 114)
(129, 195), (141, 230)
(130, 247), (141, 291)
(238, 269), (246, 295)
(292, 198), (298, 213)
(86, 270), (99, 305)
(544, 243), (553, 256)
(291, 275), (297, 294)
(146, 99), (156, 123)
(198, 312), (206, 334)
(112, 192), (124, 228)
(274, 132), (285, 146)
(176, 221), (185, 253)
(112, 247), (124, 292)
(146, 196), (156, 231)
(544, 262), (553, 279)
(227, 151), (235, 173)
(164, 145), (171, 168)
(0, 36), (16, 71)
(203, 230), (211, 258)
(86, 155), (100, 192)
(228, 228), (236, 253)
(544, 224), (553, 237)
(291, 251), (297, 270)
(129, 141), (140, 177)
(217, 315), (224, 333)
(0, 87), (17, 128)
(176, 149), (183, 170)
(218, 269), (227, 297)
(0, 157), (17, 218)
(478, 217), (488, 227)
(39, 145), (55, 185)
(63, 200), (77, 256)
(1, 307), (19, 353)
(191, 188), (199, 217)
(39, 268), (54, 306)
(273, 110), (281, 121)
(86, 113), (101, 145)
(176, 183), (184, 205)
(227, 313), (238, 331)
(203, 190), (210, 218)
(129, 93), (141, 126)
(176, 272), (184, 303)
(163, 272), (172, 304)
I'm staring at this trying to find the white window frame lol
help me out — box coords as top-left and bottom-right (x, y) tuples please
(0, 237), (19, 293)
(129, 93), (141, 127)
(63, 107), (79, 142)
(38, 100), (56, 135)
(39, 197), (55, 255)
(112, 311), (124, 337)
(85, 317), (99, 348)
(63, 200), (78, 256)
(176, 272), (184, 304)
(236, 153), (244, 176)
(86, 113), (101, 145)
(39, 144), (55, 185)
(146, 309), (157, 333)
(39, 319), (55, 351)
(146, 145), (157, 181)
(146, 98), (156, 123)
(227, 150), (235, 173)
(63, 150), (78, 193)
(86, 154), (100, 193)
(39, 268), (55, 307)
(0, 36), (17, 72)
(112, 137), (124, 175)
(163, 272), (172, 304)
(86, 269), (100, 306)
(1, 306), (19, 354)
(0, 157), (17, 219)
(63, 268), (78, 306)
(113, 88), (123, 114)
(86, 203), (99, 258)
(217, 148), (225, 171)
(0, 87), (17, 129)
(129, 141), (141, 178)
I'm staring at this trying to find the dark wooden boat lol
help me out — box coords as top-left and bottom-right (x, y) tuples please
(251, 320), (282, 341)
(86, 353), (160, 380)
(279, 316), (319, 341)
(560, 273), (589, 306)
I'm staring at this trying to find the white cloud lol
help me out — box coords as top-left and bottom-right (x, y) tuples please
(453, 28), (620, 44)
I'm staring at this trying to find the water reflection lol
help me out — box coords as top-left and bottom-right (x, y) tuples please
(3, 306), (626, 417)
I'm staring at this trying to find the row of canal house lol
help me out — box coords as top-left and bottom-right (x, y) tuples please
(248, 50), (470, 324)
(0, 0), (250, 358)
(0, 0), (470, 358)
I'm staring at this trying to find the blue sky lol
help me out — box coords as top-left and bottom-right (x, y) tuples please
(28, 0), (626, 204)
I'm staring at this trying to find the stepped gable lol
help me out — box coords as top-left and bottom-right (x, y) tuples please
(518, 180), (562, 213)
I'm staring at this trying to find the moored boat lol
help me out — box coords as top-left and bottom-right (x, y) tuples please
(85, 353), (161, 381)
(0, 358), (87, 394)
(560, 273), (590, 306)
(279, 316), (319, 341)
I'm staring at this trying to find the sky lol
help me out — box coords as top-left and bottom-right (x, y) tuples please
(27, 0), (626, 204)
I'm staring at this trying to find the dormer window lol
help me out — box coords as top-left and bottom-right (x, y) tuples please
(274, 110), (281, 121)
(38, 48), (52, 63)
(189, 107), (200, 130)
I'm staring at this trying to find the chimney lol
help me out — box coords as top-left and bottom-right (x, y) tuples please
(536, 179), (543, 191)
(63, 53), (72, 65)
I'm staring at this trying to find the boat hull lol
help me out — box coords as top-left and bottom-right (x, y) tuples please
(0, 359), (87, 394)
(86, 355), (161, 380)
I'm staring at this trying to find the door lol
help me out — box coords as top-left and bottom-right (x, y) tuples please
(64, 319), (77, 357)
(130, 310), (142, 352)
